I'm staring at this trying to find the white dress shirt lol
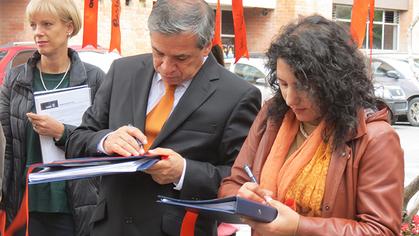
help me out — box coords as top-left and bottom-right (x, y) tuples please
(98, 72), (192, 190)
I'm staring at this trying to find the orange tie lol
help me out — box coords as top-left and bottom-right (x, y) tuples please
(144, 83), (176, 150)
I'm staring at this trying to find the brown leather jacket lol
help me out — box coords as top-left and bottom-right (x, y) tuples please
(219, 104), (404, 236)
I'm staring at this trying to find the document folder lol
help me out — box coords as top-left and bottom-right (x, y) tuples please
(29, 155), (160, 184)
(157, 195), (277, 223)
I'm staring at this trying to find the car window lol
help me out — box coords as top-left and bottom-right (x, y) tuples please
(234, 63), (265, 83)
(11, 50), (34, 68)
(373, 61), (394, 76)
(0, 49), (7, 62)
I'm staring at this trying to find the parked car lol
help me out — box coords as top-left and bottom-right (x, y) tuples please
(0, 42), (120, 84)
(372, 56), (419, 126)
(373, 82), (408, 124)
(230, 57), (408, 125)
(229, 57), (273, 102)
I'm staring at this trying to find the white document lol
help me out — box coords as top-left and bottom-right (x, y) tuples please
(34, 85), (91, 163)
(29, 158), (157, 184)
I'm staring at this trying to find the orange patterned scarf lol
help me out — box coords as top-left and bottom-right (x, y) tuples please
(260, 110), (332, 216)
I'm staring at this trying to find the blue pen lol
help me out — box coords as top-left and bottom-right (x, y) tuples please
(244, 164), (258, 183)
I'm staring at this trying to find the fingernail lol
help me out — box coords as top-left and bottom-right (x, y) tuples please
(264, 196), (273, 203)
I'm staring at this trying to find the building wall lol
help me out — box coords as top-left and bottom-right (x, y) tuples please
(0, 0), (31, 44)
(412, 0), (419, 53)
(245, 0), (333, 54)
(0, 0), (417, 55)
(0, 0), (154, 56)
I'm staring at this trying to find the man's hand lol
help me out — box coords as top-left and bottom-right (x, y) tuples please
(27, 112), (64, 139)
(145, 148), (184, 185)
(103, 125), (147, 156)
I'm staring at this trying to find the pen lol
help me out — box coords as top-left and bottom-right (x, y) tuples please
(244, 164), (273, 203)
(244, 164), (258, 184)
(127, 124), (144, 150)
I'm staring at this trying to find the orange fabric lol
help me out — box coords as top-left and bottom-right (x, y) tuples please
(180, 211), (198, 236)
(212, 0), (222, 48)
(0, 210), (5, 236)
(260, 110), (328, 202)
(284, 140), (332, 216)
(350, 0), (370, 48)
(144, 83), (176, 150)
(4, 164), (40, 236)
(82, 0), (98, 48)
(232, 0), (249, 63)
(109, 0), (121, 54)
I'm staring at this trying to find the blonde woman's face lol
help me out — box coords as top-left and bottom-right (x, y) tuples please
(276, 58), (322, 125)
(29, 12), (72, 56)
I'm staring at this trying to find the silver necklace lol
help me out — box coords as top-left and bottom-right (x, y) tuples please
(299, 122), (309, 138)
(39, 62), (71, 91)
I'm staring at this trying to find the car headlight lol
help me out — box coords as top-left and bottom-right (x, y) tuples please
(374, 86), (406, 100)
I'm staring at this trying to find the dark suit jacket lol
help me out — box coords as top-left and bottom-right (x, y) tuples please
(65, 53), (261, 236)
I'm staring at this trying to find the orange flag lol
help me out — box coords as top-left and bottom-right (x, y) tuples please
(82, 0), (98, 48)
(350, 0), (375, 48)
(0, 210), (5, 236)
(232, 0), (249, 63)
(212, 0), (222, 48)
(110, 0), (121, 54)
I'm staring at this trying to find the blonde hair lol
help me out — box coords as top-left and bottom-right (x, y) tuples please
(26, 0), (82, 37)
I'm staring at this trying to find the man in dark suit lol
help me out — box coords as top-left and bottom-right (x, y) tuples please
(65, 0), (261, 235)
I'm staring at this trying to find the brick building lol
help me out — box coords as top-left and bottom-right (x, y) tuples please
(0, 0), (418, 56)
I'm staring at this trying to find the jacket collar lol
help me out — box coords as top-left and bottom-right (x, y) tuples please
(16, 48), (88, 89)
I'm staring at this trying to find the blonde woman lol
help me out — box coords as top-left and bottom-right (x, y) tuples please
(0, 0), (104, 235)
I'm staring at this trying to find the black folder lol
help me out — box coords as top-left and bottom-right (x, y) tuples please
(157, 195), (277, 223)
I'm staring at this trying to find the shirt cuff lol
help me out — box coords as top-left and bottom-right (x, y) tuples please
(97, 132), (113, 154)
(173, 158), (187, 190)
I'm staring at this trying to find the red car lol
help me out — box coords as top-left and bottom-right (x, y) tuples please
(0, 42), (120, 85)
(0, 43), (37, 84)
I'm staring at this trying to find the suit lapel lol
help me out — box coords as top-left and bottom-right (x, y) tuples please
(151, 55), (219, 148)
(132, 55), (155, 131)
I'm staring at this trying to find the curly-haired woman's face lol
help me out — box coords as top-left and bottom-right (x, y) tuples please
(276, 59), (322, 125)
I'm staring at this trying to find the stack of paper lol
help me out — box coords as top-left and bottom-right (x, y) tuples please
(29, 155), (160, 184)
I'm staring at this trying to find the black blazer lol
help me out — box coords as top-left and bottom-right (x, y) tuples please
(65, 53), (261, 235)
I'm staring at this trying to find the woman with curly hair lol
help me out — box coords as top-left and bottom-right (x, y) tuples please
(219, 15), (404, 235)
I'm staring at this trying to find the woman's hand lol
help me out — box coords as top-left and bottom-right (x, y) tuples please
(237, 182), (300, 236)
(27, 112), (64, 139)
(237, 182), (273, 204)
(242, 198), (300, 236)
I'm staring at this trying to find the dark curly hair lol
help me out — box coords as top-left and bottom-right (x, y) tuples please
(266, 15), (376, 149)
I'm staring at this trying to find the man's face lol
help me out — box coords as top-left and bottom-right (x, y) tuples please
(150, 32), (212, 85)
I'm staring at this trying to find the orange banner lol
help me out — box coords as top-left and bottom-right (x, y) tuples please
(82, 0), (98, 48)
(180, 211), (198, 236)
(212, 0), (222, 48)
(232, 0), (249, 63)
(110, 0), (121, 54)
(0, 210), (5, 236)
(350, 0), (374, 48)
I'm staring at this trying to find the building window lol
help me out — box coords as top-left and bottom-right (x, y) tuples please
(221, 11), (235, 59)
(333, 4), (399, 51)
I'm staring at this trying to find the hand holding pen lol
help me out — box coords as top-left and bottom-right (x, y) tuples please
(243, 164), (273, 203)
(103, 124), (147, 156)
(127, 124), (147, 155)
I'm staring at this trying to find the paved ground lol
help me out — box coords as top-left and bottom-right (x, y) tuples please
(393, 122), (419, 211)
